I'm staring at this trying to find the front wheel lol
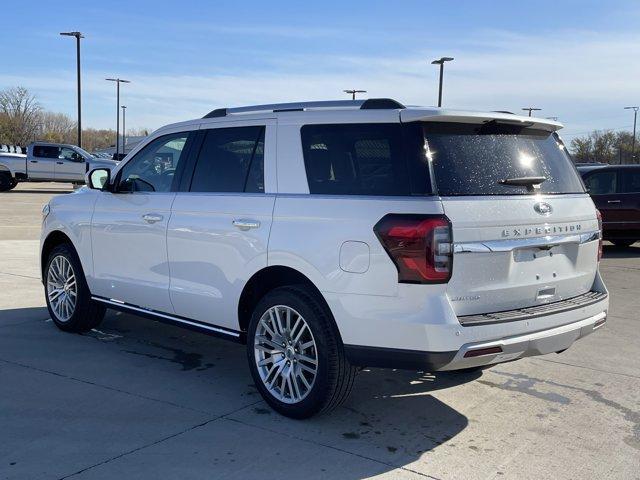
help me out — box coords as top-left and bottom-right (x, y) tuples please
(247, 286), (357, 419)
(45, 243), (106, 332)
(611, 239), (636, 248)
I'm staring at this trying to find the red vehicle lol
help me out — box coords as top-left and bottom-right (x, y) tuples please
(579, 164), (640, 247)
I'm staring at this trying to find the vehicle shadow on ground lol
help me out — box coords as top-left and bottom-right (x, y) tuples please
(0, 307), (472, 478)
(0, 306), (49, 326)
(602, 244), (640, 259)
(3, 189), (72, 194)
(99, 310), (473, 474)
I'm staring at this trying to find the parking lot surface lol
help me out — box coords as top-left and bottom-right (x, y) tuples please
(1, 183), (639, 480)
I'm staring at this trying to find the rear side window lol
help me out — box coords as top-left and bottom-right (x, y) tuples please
(301, 123), (431, 196)
(190, 126), (265, 193)
(619, 169), (640, 194)
(33, 145), (60, 158)
(584, 171), (617, 195)
(424, 123), (585, 196)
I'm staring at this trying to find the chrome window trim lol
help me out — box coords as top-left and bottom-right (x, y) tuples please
(453, 230), (600, 254)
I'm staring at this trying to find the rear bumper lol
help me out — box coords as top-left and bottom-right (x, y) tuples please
(344, 310), (607, 371)
(438, 310), (606, 371)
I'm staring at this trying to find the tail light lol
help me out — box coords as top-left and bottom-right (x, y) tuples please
(374, 214), (452, 283)
(596, 209), (603, 262)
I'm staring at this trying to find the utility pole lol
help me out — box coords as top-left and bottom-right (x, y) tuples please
(121, 105), (127, 155)
(625, 106), (639, 163)
(431, 57), (454, 107)
(105, 78), (131, 158)
(60, 31), (84, 148)
(522, 107), (541, 117)
(343, 89), (366, 100)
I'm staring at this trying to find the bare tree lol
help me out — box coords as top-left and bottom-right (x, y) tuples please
(570, 129), (638, 164)
(0, 87), (42, 146)
(39, 112), (76, 144)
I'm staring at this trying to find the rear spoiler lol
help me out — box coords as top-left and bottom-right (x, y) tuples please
(400, 109), (563, 133)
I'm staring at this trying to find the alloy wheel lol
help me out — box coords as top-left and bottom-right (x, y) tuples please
(253, 305), (318, 404)
(47, 255), (77, 322)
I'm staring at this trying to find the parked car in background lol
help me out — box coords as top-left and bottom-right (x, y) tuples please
(0, 142), (117, 191)
(579, 164), (640, 247)
(41, 99), (608, 418)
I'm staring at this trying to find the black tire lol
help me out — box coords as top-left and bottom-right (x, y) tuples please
(246, 285), (357, 419)
(0, 172), (15, 191)
(44, 243), (106, 333)
(611, 239), (636, 248)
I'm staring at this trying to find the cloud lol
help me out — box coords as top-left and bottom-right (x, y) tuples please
(1, 29), (637, 137)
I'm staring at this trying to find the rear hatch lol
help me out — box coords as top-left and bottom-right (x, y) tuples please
(414, 118), (600, 317)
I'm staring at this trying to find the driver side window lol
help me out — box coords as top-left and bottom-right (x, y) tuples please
(60, 147), (82, 162)
(117, 133), (189, 193)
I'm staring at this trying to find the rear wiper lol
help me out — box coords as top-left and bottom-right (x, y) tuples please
(499, 176), (547, 192)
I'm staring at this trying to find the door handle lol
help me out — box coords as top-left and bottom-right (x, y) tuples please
(232, 219), (260, 230)
(30, 160), (38, 163)
(56, 161), (64, 165)
(142, 213), (164, 224)
(607, 200), (621, 204)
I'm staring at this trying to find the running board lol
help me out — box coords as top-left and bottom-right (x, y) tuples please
(91, 296), (243, 342)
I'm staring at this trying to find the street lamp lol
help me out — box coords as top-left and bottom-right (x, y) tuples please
(121, 105), (127, 154)
(624, 106), (639, 163)
(105, 78), (131, 159)
(344, 89), (367, 100)
(430, 57), (454, 107)
(60, 31), (84, 148)
(522, 107), (541, 117)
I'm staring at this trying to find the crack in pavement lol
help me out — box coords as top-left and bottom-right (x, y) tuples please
(57, 400), (263, 480)
(0, 357), (211, 415)
(223, 416), (442, 479)
(0, 271), (41, 280)
(532, 357), (640, 380)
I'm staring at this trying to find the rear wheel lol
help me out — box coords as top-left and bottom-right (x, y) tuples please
(611, 239), (636, 248)
(0, 172), (16, 191)
(45, 243), (106, 332)
(247, 286), (357, 419)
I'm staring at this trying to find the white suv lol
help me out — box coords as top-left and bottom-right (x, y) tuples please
(41, 99), (608, 418)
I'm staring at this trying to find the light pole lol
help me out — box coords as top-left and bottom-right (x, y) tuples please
(624, 106), (639, 163)
(60, 31), (84, 148)
(431, 57), (454, 107)
(105, 78), (130, 158)
(343, 89), (367, 100)
(121, 105), (127, 154)
(522, 107), (541, 117)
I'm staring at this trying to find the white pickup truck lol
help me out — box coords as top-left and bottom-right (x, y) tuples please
(0, 142), (117, 191)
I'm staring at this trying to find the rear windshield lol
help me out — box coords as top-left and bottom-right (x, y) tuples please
(424, 122), (585, 196)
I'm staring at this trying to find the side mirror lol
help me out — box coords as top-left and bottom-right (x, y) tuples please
(86, 168), (111, 191)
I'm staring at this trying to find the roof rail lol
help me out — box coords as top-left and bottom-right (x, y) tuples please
(202, 98), (405, 119)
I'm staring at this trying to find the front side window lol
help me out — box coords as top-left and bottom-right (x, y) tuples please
(584, 171), (617, 195)
(117, 133), (189, 193)
(190, 126), (265, 193)
(301, 123), (431, 196)
(619, 169), (640, 194)
(59, 147), (82, 162)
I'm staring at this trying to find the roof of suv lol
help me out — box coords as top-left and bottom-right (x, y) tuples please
(156, 98), (564, 135)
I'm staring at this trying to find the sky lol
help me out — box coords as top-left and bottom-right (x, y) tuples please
(1, 0), (639, 141)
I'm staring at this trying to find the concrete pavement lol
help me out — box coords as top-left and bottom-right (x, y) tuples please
(1, 183), (639, 479)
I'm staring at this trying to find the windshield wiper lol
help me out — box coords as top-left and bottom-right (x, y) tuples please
(499, 176), (547, 192)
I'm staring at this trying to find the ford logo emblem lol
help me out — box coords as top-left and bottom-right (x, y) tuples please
(534, 202), (553, 216)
